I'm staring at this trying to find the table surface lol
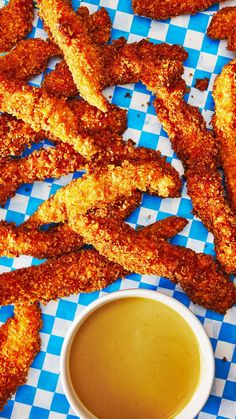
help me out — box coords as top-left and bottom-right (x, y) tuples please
(0, 0), (236, 418)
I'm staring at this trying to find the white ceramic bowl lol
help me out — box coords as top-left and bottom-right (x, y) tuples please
(60, 289), (215, 419)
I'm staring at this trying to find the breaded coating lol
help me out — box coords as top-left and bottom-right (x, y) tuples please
(0, 39), (60, 82)
(0, 114), (45, 157)
(0, 102), (127, 159)
(0, 250), (126, 305)
(0, 303), (42, 410)
(68, 100), (127, 136)
(25, 157), (182, 228)
(71, 215), (236, 314)
(0, 6), (111, 81)
(207, 6), (236, 52)
(0, 0), (34, 53)
(194, 77), (209, 91)
(0, 217), (188, 305)
(0, 192), (143, 259)
(37, 0), (107, 111)
(0, 213), (186, 259)
(76, 6), (111, 45)
(0, 143), (86, 205)
(0, 76), (110, 158)
(0, 222), (85, 259)
(213, 59), (236, 212)
(136, 216), (188, 239)
(154, 79), (236, 273)
(43, 39), (187, 98)
(132, 0), (222, 20)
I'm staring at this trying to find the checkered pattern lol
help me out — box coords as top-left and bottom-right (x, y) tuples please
(0, 0), (236, 418)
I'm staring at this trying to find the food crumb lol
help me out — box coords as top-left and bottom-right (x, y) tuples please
(222, 356), (227, 362)
(194, 77), (210, 91)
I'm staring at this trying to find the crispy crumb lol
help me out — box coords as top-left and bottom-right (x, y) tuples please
(195, 77), (210, 91)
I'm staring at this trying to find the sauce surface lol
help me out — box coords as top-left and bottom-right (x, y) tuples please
(69, 297), (200, 419)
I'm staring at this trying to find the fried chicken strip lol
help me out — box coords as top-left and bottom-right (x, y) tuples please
(0, 191), (142, 259)
(37, 0), (107, 111)
(0, 76), (121, 158)
(0, 0), (34, 53)
(0, 143), (87, 205)
(153, 79), (236, 273)
(0, 6), (111, 82)
(0, 214), (187, 259)
(0, 303), (42, 410)
(25, 155), (182, 228)
(207, 6), (236, 52)
(0, 217), (188, 305)
(0, 99), (126, 158)
(43, 39), (187, 98)
(132, 0), (222, 20)
(76, 6), (111, 45)
(0, 38), (60, 82)
(70, 215), (236, 314)
(0, 114), (45, 157)
(213, 59), (236, 212)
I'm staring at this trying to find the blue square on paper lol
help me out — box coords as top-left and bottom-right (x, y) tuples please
(139, 132), (159, 150)
(56, 300), (77, 321)
(215, 359), (230, 380)
(15, 385), (36, 405)
(29, 407), (49, 419)
(202, 395), (221, 415)
(51, 393), (70, 414)
(188, 13), (209, 33)
(189, 220), (208, 242)
(223, 381), (236, 401)
(128, 109), (146, 130)
(166, 25), (186, 45)
(131, 15), (150, 37)
(38, 371), (58, 392)
(47, 335), (64, 356)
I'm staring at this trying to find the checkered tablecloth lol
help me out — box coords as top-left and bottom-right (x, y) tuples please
(0, 0), (236, 418)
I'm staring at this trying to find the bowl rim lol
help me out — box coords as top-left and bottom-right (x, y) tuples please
(60, 289), (215, 419)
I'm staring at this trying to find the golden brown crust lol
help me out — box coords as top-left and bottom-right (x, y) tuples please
(213, 59), (236, 212)
(0, 101), (127, 158)
(43, 39), (187, 98)
(37, 0), (108, 111)
(0, 250), (126, 305)
(0, 213), (186, 259)
(207, 6), (236, 52)
(194, 77), (209, 91)
(0, 303), (42, 410)
(0, 114), (45, 157)
(25, 156), (181, 228)
(80, 6), (111, 45)
(69, 215), (236, 314)
(0, 192), (143, 259)
(0, 222), (85, 259)
(0, 0), (34, 53)
(0, 76), (108, 158)
(132, 0), (222, 20)
(0, 38), (60, 82)
(154, 80), (236, 273)
(0, 217), (187, 304)
(0, 143), (86, 205)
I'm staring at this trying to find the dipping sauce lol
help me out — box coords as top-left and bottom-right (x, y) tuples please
(69, 297), (201, 419)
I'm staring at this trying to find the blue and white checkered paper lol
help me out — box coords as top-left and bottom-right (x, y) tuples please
(0, 0), (236, 418)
